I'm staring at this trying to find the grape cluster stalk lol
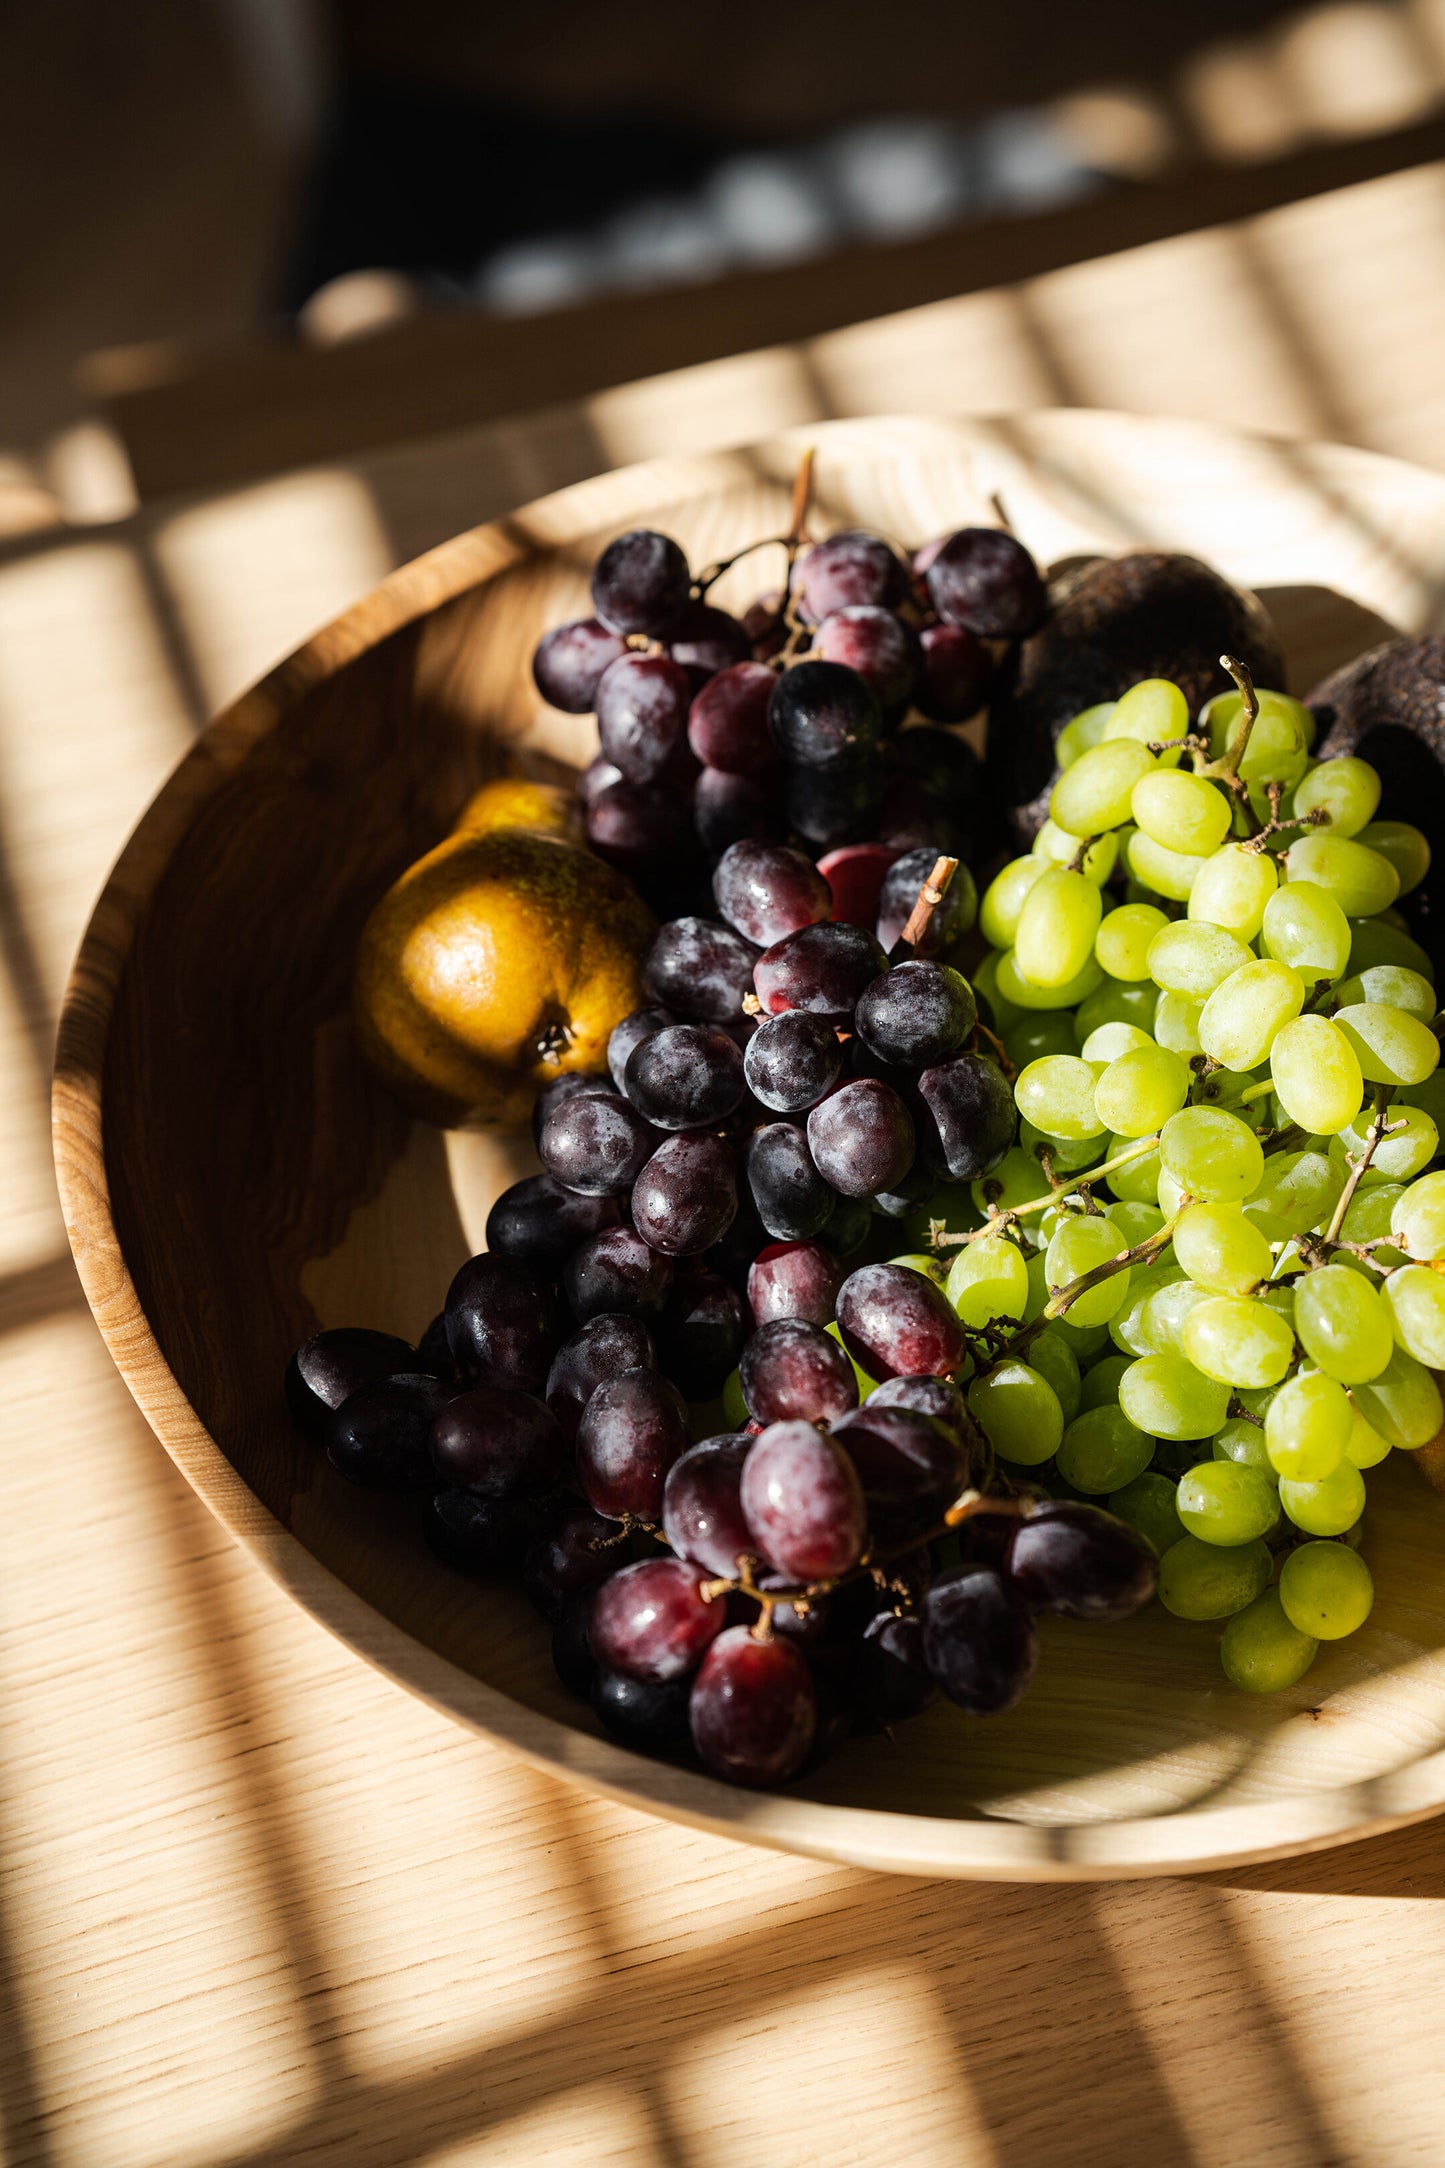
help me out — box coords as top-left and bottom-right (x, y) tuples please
(291, 468), (1445, 1788)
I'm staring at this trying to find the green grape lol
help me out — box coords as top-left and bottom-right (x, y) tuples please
(980, 855), (1048, 950)
(1153, 990), (1205, 1057)
(1182, 1296), (1294, 1387)
(1103, 1134), (1162, 1204)
(1028, 1328), (1082, 1421)
(1079, 1020), (1153, 1064)
(1050, 738), (1156, 838)
(1332, 1002), (1441, 1088)
(1055, 702), (1116, 769)
(1119, 1351), (1231, 1439)
(1108, 1262), (1181, 1354)
(1074, 979), (1158, 1040)
(1158, 1105), (1265, 1201)
(1279, 1461), (1367, 1536)
(1197, 959), (1306, 1072)
(1052, 1316), (1112, 1360)
(721, 1366), (748, 1429)
(1128, 828), (1210, 902)
(1385, 1263), (1445, 1369)
(1031, 819), (1118, 885)
(1331, 965), (1436, 1022)
(1345, 1403), (1392, 1468)
(1131, 768), (1233, 857)
(1002, 1012), (1077, 1069)
(1291, 755), (1381, 838)
(1259, 881), (1352, 984)
(887, 1251), (947, 1285)
(1095, 902), (1169, 982)
(1105, 677), (1189, 757)
(1018, 1119), (1101, 1175)
(1284, 832), (1400, 917)
(1045, 1213), (1132, 1327)
(1242, 1149), (1344, 1242)
(1355, 819), (1431, 897)
(1213, 1416), (1278, 1474)
(1056, 1403), (1154, 1494)
(1091, 1043), (1191, 1139)
(1346, 915), (1434, 979)
(1080, 1351), (1133, 1409)
(1159, 1534), (1272, 1619)
(1265, 1369), (1353, 1480)
(1337, 1182), (1406, 1272)
(1014, 1055), (1108, 1143)
(1269, 1015), (1364, 1136)
(971, 1145), (1047, 1220)
(1221, 1589), (1318, 1692)
(1293, 1264), (1393, 1383)
(1391, 1171), (1445, 1260)
(1109, 1470), (1185, 1555)
(1139, 1276), (1210, 1353)
(972, 948), (1021, 1035)
(1187, 843), (1278, 940)
(996, 947), (1104, 1012)
(1350, 1342), (1443, 1448)
(946, 1233), (1029, 1328)
(1172, 1201), (1273, 1293)
(1330, 1103), (1438, 1191)
(1202, 688), (1312, 780)
(1014, 867), (1105, 990)
(1106, 1199), (1165, 1247)
(826, 1319), (878, 1400)
(1279, 1540), (1374, 1639)
(1177, 1461), (1280, 1546)
(967, 1360), (1063, 1465)
(1147, 920), (1253, 1000)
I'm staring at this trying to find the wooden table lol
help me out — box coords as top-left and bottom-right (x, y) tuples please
(10, 161), (1445, 2166)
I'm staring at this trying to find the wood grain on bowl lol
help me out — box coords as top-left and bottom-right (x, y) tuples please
(50, 413), (1445, 1879)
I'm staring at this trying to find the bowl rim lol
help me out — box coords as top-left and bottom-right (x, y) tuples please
(51, 408), (1445, 1881)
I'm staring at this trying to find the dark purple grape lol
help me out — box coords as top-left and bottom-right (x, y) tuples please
(953, 1506), (1024, 1572)
(577, 1366), (691, 1520)
(589, 1556), (723, 1680)
(875, 846), (979, 957)
(564, 1226), (674, 1322)
(531, 1070), (614, 1151)
(546, 1313), (655, 1442)
(595, 653), (691, 784)
(689, 1627), (817, 1785)
(925, 528), (1046, 639)
(836, 1262), (966, 1380)
(740, 1420), (867, 1580)
(538, 1090), (657, 1196)
(586, 779), (690, 876)
(831, 1401), (964, 1508)
(553, 1596), (597, 1697)
(821, 1187), (872, 1257)
(632, 1132), (737, 1257)
(485, 1173), (620, 1270)
(740, 1317), (858, 1427)
(869, 1373), (973, 1449)
(425, 1487), (548, 1574)
(813, 606), (920, 715)
(654, 1270), (748, 1399)
(592, 528), (691, 636)
(742, 1011), (841, 1114)
(745, 1122), (836, 1242)
(786, 757), (885, 850)
(856, 1611), (937, 1726)
(713, 839), (831, 948)
(921, 1565), (1039, 1714)
(523, 1505), (621, 1620)
(644, 917), (759, 1024)
(806, 1079), (915, 1199)
(325, 1373), (452, 1491)
(285, 1327), (415, 1438)
(532, 617), (628, 711)
(769, 659), (882, 768)
(747, 1240), (841, 1328)
(623, 1023), (744, 1130)
(578, 754), (623, 807)
(430, 1386), (568, 1498)
(916, 1050), (1016, 1181)
(445, 1255), (557, 1393)
(687, 662), (779, 777)
(1006, 1501), (1159, 1621)
(870, 1160), (942, 1220)
(753, 921), (887, 1024)
(663, 1434), (753, 1575)
(855, 961), (977, 1068)
(693, 766), (787, 853)
(796, 531), (907, 622)
(607, 1006), (673, 1094)
(667, 599), (750, 680)
(415, 1312), (456, 1383)
(592, 1667), (692, 1747)
(915, 624), (993, 722)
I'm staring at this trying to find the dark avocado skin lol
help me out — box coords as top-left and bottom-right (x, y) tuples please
(1309, 635), (1445, 976)
(988, 552), (1287, 846)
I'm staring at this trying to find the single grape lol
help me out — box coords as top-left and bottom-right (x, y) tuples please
(595, 653), (691, 783)
(1278, 1540), (1373, 1638)
(1095, 902), (1169, 982)
(1355, 819), (1431, 895)
(868, 1371), (972, 1439)
(621, 1024), (744, 1132)
(876, 847), (979, 957)
(832, 1400), (966, 1509)
(966, 1360), (1063, 1465)
(1172, 1202), (1272, 1294)
(1385, 1263), (1445, 1368)
(915, 620), (992, 720)
(1269, 1015), (1366, 1136)
(1345, 1404), (1393, 1469)
(1051, 738), (1155, 838)
(661, 1435), (752, 1576)
(768, 657), (883, 770)
(655, 1271), (749, 1399)
(855, 962), (975, 1072)
(1392, 1171), (1445, 1260)
(538, 1089), (657, 1195)
(1105, 676), (1189, 752)
(741, 1121), (835, 1241)
(814, 604), (920, 712)
(740, 1419), (867, 1579)
(1350, 1343), (1443, 1447)
(545, 1312), (655, 1442)
(1131, 767), (1232, 856)
(1108, 1470), (1185, 1556)
(806, 1079), (916, 1198)
(1293, 1264), (1393, 1383)
(430, 1386), (568, 1498)
(1148, 921), (1253, 1002)
(1221, 1588), (1318, 1693)
(1054, 702), (1115, 767)
(532, 616), (629, 710)
(915, 1050), (1016, 1182)
(1007, 1500), (1159, 1619)
(837, 1261), (967, 1379)
(743, 1242), (838, 1331)
(1014, 868), (1103, 990)
(1094, 1045), (1192, 1140)
(945, 1232), (1029, 1330)
(1333, 1003), (1441, 1089)
(1348, 913), (1436, 978)
(1158, 1533), (1272, 1619)
(980, 855), (1048, 949)
(1293, 754), (1381, 837)
(925, 527), (1046, 637)
(1046, 1213), (1132, 1328)
(285, 1326), (416, 1438)
(755, 921), (888, 1025)
(1055, 1405), (1153, 1494)
(684, 660), (778, 777)
(1158, 1105), (1264, 1202)
(921, 1566), (1039, 1713)
(689, 1627), (817, 1786)
(484, 1174), (620, 1271)
(853, 1611), (938, 1728)
(645, 916), (759, 1023)
(592, 1668), (692, 1748)
(1284, 831), (1399, 918)
(1197, 960), (1306, 1074)
(996, 947), (1103, 1013)
(1278, 1460), (1366, 1536)
(1032, 819), (1118, 884)
(591, 528), (691, 635)
(741, 1010), (842, 1115)
(631, 1132), (737, 1257)
(740, 1317), (859, 1427)
(1136, 1276), (1210, 1355)
(1333, 966), (1436, 1023)
(1242, 1147), (1343, 1243)
(577, 1366), (692, 1521)
(445, 1253), (558, 1394)
(1182, 1297), (1294, 1388)
(666, 597), (750, 680)
(565, 1226), (674, 1322)
(1119, 1351), (1230, 1440)
(796, 530), (907, 620)
(605, 1008), (671, 1095)
(324, 1373), (452, 1490)
(590, 1556), (723, 1681)
(713, 839), (830, 949)
(1187, 843), (1279, 941)
(1176, 1461), (1280, 1546)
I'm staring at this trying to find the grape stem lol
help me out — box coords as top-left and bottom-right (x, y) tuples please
(1206, 654), (1264, 837)
(1320, 1084), (1396, 1249)
(1240, 779), (1330, 855)
(931, 1134), (1164, 1251)
(896, 855), (959, 952)
(1066, 833), (1100, 874)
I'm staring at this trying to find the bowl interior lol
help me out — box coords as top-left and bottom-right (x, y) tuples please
(78, 415), (1445, 1873)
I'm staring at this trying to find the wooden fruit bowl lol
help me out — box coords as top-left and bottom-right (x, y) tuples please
(53, 413), (1445, 1880)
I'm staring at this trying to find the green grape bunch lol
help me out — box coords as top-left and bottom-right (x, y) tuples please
(944, 660), (1444, 1695)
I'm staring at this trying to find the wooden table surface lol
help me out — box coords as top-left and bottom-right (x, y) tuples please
(10, 161), (1445, 2167)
